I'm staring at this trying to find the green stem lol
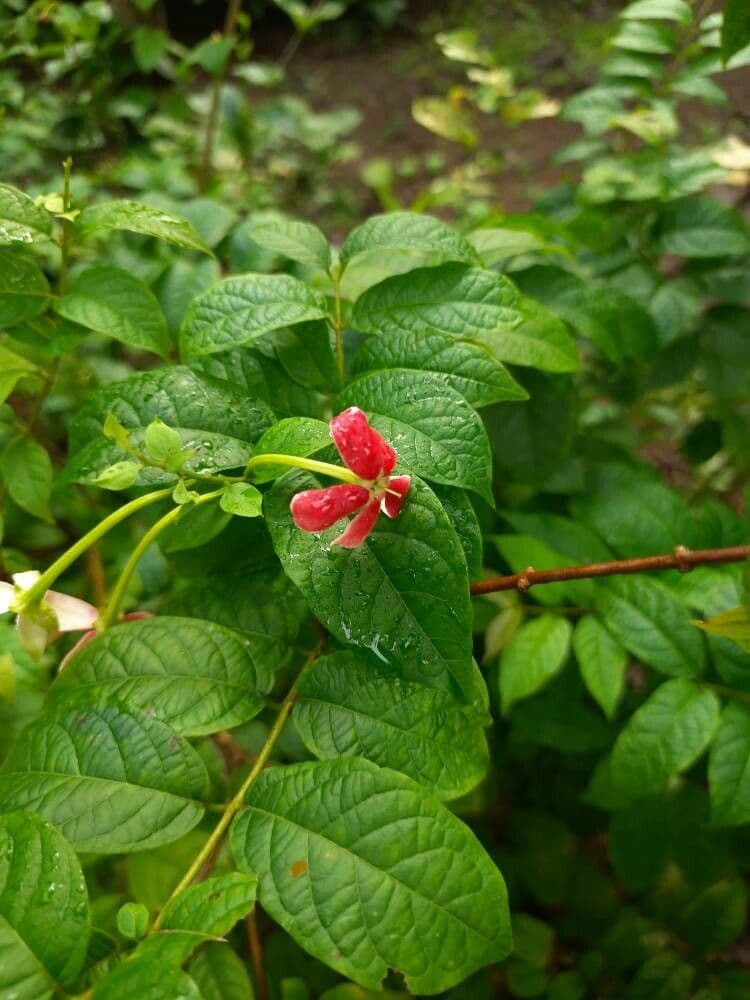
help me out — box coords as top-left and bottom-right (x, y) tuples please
(245, 453), (360, 485)
(97, 489), (223, 631)
(331, 272), (345, 383)
(28, 158), (73, 436)
(198, 0), (244, 190)
(16, 488), (174, 610)
(150, 644), (321, 933)
(58, 156), (73, 294)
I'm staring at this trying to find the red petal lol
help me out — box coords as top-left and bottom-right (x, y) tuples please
(330, 407), (395, 480)
(333, 497), (381, 548)
(381, 475), (411, 519)
(290, 483), (369, 532)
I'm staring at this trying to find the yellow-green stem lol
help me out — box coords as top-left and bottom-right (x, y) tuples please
(96, 489), (223, 631)
(245, 453), (359, 484)
(331, 273), (345, 383)
(16, 488), (173, 610)
(58, 156), (74, 294)
(150, 644), (320, 932)
(199, 0), (244, 189)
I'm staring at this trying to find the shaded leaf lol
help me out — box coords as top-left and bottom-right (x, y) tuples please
(611, 679), (720, 799)
(294, 651), (489, 799)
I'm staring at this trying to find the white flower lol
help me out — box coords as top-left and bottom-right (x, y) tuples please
(0, 571), (98, 659)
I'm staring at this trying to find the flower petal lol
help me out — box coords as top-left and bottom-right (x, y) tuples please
(330, 407), (396, 480)
(333, 497), (381, 548)
(381, 475), (411, 519)
(290, 483), (370, 532)
(0, 582), (14, 614)
(45, 591), (99, 632)
(12, 570), (40, 590)
(17, 615), (49, 660)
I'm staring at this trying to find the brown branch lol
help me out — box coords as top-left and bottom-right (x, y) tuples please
(247, 910), (268, 1000)
(469, 544), (750, 596)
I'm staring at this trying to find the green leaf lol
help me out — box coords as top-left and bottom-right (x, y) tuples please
(468, 226), (558, 264)
(132, 25), (169, 71)
(595, 576), (706, 677)
(294, 651), (489, 800)
(230, 758), (511, 994)
(352, 263), (521, 342)
(0, 248), (50, 328)
(626, 953), (694, 1000)
(709, 703), (750, 826)
(493, 534), (576, 607)
(573, 470), (696, 558)
(220, 482), (263, 517)
(339, 370), (493, 502)
(55, 266), (169, 357)
(620, 0), (692, 23)
(144, 418), (184, 464)
(340, 212), (479, 289)
(613, 20), (675, 54)
(499, 615), (572, 714)
(156, 257), (222, 337)
(433, 485), (483, 583)
(474, 295), (579, 373)
(0, 184), (54, 245)
(412, 96), (477, 148)
(92, 958), (203, 1000)
(246, 217), (331, 270)
(49, 616), (275, 737)
(187, 34), (235, 75)
(573, 615), (628, 719)
(723, 0), (750, 63)
(266, 473), (477, 703)
(610, 679), (720, 799)
(0, 916), (53, 1000)
(117, 902), (149, 940)
(0, 702), (208, 852)
(510, 682), (612, 754)
(180, 274), (328, 357)
(697, 604), (750, 652)
(76, 199), (211, 254)
(0, 344), (38, 403)
(66, 366), (274, 486)
(351, 329), (527, 407)
(161, 872), (257, 935)
(249, 417), (331, 483)
(177, 199), (238, 250)
(516, 267), (657, 363)
(189, 942), (255, 1000)
(656, 197), (750, 258)
(1, 434), (53, 521)
(0, 811), (90, 990)
(484, 372), (576, 487)
(90, 460), (141, 491)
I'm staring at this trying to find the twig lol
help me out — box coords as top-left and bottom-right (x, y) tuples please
(150, 639), (324, 933)
(198, 0), (244, 190)
(247, 909), (268, 1000)
(469, 544), (750, 596)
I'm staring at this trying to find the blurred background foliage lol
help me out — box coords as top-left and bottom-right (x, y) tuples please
(3, 2), (750, 997)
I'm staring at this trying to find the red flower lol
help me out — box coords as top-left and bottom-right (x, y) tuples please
(290, 407), (411, 548)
